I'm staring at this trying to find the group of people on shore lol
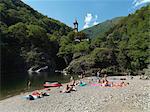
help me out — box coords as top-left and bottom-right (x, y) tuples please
(60, 73), (90, 93)
(25, 71), (130, 100)
(59, 72), (130, 94)
(96, 74), (129, 87)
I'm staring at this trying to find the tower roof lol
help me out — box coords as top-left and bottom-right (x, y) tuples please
(74, 19), (78, 24)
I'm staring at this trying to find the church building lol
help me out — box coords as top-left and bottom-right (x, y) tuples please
(73, 19), (78, 32)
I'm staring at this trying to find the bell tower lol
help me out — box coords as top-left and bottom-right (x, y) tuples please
(73, 19), (78, 32)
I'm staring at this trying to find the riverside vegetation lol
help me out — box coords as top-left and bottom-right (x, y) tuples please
(0, 0), (150, 78)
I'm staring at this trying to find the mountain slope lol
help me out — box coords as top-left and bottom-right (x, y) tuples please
(0, 0), (71, 34)
(66, 5), (150, 74)
(105, 5), (150, 71)
(82, 17), (123, 38)
(0, 0), (72, 74)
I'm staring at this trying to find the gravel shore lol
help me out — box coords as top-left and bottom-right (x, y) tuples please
(0, 76), (149, 112)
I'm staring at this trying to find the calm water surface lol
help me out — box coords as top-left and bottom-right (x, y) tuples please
(0, 72), (77, 100)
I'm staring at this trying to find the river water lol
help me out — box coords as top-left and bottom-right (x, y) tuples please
(0, 72), (77, 100)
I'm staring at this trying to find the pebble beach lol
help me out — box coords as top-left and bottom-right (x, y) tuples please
(0, 76), (149, 112)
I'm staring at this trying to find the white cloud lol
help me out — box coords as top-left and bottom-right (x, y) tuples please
(93, 21), (98, 25)
(83, 13), (99, 29)
(83, 23), (89, 29)
(93, 15), (98, 25)
(85, 13), (93, 23)
(83, 13), (93, 29)
(95, 15), (98, 19)
(133, 0), (150, 7)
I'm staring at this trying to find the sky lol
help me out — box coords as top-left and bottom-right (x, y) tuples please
(22, 0), (150, 31)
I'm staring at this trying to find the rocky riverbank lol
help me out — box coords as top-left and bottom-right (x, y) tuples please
(0, 76), (149, 112)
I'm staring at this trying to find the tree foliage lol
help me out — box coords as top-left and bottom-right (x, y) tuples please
(67, 5), (150, 74)
(0, 0), (71, 74)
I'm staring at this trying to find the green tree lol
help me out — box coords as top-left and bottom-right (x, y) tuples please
(90, 48), (117, 68)
(27, 24), (48, 47)
(90, 37), (103, 49)
(74, 41), (90, 53)
(8, 22), (28, 45)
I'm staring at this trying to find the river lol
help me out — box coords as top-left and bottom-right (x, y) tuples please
(0, 72), (77, 100)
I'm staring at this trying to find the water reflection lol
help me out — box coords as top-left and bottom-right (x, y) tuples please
(0, 72), (75, 100)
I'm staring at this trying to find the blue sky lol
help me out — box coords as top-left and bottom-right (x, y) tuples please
(22, 0), (150, 30)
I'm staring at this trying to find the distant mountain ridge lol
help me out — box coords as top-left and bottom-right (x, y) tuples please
(82, 17), (123, 38)
(65, 5), (150, 75)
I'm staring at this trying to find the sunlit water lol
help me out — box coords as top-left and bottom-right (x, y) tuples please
(0, 72), (77, 100)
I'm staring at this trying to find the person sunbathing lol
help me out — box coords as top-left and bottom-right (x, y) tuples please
(41, 92), (50, 96)
(25, 95), (35, 100)
(70, 80), (76, 86)
(100, 75), (108, 84)
(97, 79), (101, 83)
(60, 84), (72, 93)
(78, 80), (87, 86)
(69, 80), (77, 91)
(101, 80), (113, 87)
(101, 79), (106, 83)
(113, 81), (129, 87)
(25, 91), (42, 100)
(32, 91), (42, 98)
(61, 81), (77, 93)
(25, 90), (50, 100)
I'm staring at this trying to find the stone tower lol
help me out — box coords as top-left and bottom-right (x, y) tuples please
(73, 19), (78, 32)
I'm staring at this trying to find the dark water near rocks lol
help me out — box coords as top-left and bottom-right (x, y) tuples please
(0, 72), (77, 100)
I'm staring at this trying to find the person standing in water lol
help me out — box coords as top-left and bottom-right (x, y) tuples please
(27, 80), (31, 89)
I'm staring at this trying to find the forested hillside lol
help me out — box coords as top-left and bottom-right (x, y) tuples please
(65, 5), (150, 75)
(1, 0), (149, 77)
(82, 17), (123, 39)
(0, 0), (72, 75)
